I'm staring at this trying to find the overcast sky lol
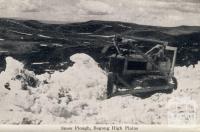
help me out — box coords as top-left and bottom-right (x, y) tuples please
(0, 0), (200, 26)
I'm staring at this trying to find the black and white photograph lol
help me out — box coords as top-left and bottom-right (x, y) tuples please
(0, 0), (199, 128)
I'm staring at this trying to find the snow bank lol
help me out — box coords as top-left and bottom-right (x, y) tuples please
(0, 54), (199, 124)
(49, 53), (107, 100)
(0, 53), (107, 124)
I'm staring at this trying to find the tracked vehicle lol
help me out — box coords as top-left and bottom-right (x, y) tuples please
(104, 35), (178, 98)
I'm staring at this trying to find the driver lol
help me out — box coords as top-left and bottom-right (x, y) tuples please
(155, 45), (165, 61)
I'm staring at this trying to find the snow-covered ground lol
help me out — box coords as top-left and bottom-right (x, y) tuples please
(0, 53), (199, 124)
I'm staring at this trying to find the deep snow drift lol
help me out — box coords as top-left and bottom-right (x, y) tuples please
(0, 53), (199, 124)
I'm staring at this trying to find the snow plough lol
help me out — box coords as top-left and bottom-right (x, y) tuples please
(103, 35), (178, 98)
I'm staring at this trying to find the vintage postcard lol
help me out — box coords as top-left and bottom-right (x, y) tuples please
(0, 0), (199, 131)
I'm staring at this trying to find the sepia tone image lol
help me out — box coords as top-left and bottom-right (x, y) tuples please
(0, 0), (199, 125)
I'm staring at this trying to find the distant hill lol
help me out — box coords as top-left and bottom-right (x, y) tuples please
(1, 18), (200, 43)
(0, 18), (200, 73)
